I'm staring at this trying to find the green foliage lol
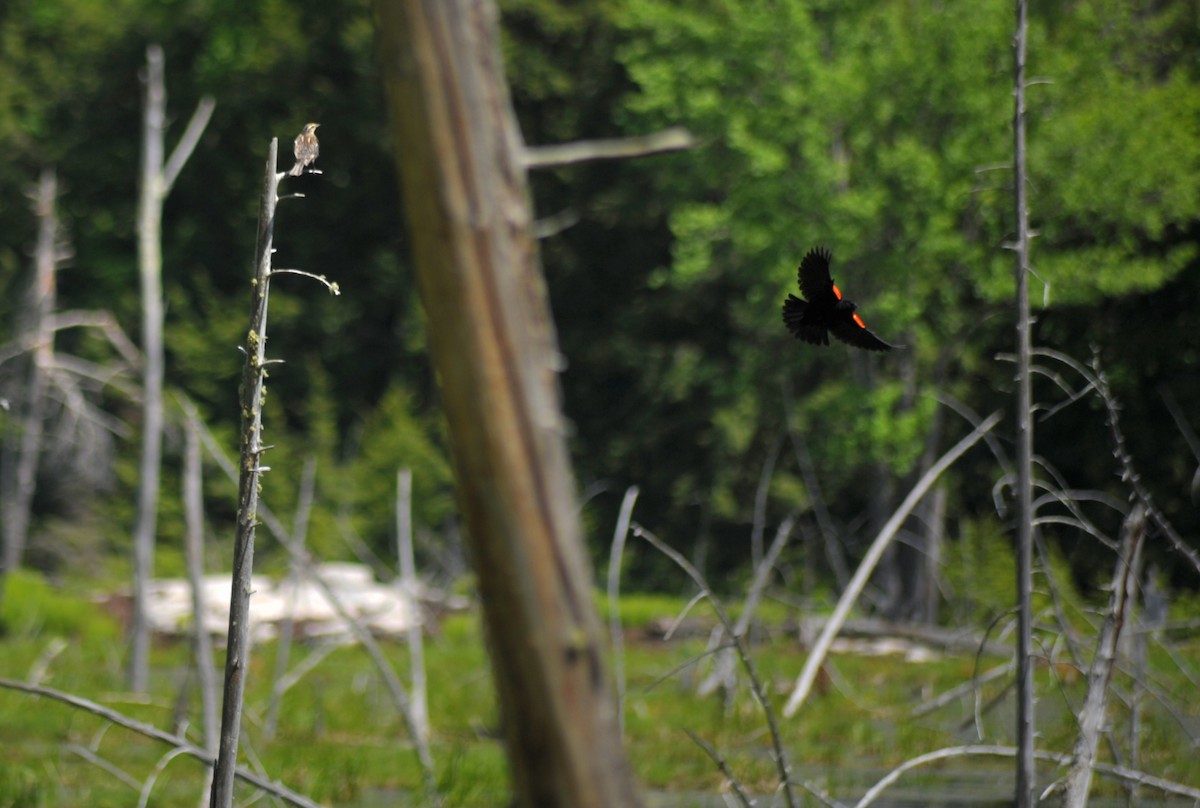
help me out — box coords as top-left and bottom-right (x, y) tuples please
(1, 0), (1199, 803)
(344, 384), (454, 560)
(942, 517), (1017, 627)
(0, 570), (118, 643)
(3, 578), (1200, 803)
(0, 765), (46, 808)
(1021, 5), (1200, 304)
(1, 0), (1198, 635)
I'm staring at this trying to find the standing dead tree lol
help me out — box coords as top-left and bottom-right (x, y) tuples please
(1, 170), (63, 598)
(185, 402), (433, 787)
(1009, 1), (1037, 803)
(374, 1), (643, 805)
(179, 400), (219, 805)
(395, 468), (430, 746)
(207, 137), (339, 808)
(129, 43), (215, 692)
(0, 169), (139, 608)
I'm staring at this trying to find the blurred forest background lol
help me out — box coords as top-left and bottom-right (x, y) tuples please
(4, 0), (1200, 804)
(1, 0), (1198, 625)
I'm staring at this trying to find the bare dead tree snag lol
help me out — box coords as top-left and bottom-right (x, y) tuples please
(264, 455), (316, 742)
(607, 485), (639, 735)
(186, 403), (433, 786)
(374, 1), (642, 805)
(180, 405), (218, 806)
(207, 137), (283, 808)
(209, 138), (337, 808)
(1010, 1), (1037, 803)
(1061, 506), (1145, 808)
(395, 467), (430, 745)
(0, 175), (139, 611)
(130, 43), (216, 692)
(0, 168), (60, 599)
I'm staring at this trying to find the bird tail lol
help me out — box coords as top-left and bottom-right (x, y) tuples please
(289, 162), (303, 176)
(782, 294), (807, 334)
(782, 294), (829, 345)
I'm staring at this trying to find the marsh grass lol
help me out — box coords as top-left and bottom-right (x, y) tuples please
(2, 574), (1199, 806)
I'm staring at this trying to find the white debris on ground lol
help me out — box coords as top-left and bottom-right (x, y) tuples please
(828, 636), (941, 663)
(146, 562), (423, 643)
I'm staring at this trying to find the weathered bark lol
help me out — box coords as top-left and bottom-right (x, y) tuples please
(374, 1), (641, 805)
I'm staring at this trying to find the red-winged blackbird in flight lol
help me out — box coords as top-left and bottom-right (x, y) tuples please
(782, 247), (894, 352)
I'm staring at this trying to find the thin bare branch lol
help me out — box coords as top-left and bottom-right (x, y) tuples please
(209, 136), (282, 808)
(684, 729), (755, 808)
(854, 744), (1200, 808)
(162, 96), (216, 194)
(180, 409), (219, 756)
(268, 268), (341, 295)
(0, 678), (324, 808)
(138, 746), (192, 808)
(750, 431), (784, 570)
(1158, 384), (1200, 463)
(534, 207), (581, 240)
(664, 590), (709, 641)
(607, 485), (639, 734)
(910, 660), (1015, 719)
(783, 411), (1002, 717)
(67, 743), (142, 791)
(524, 126), (696, 169)
(49, 310), (142, 366)
(698, 514), (795, 697)
(634, 524), (798, 808)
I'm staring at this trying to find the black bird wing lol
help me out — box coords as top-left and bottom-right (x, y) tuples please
(830, 316), (894, 352)
(797, 247), (839, 306)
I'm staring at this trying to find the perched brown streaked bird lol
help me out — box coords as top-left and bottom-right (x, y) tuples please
(289, 122), (320, 176)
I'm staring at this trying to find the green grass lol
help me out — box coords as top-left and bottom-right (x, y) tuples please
(2, 572), (1200, 806)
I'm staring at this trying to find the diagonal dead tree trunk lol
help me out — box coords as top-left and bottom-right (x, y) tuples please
(1061, 506), (1145, 808)
(374, 1), (641, 805)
